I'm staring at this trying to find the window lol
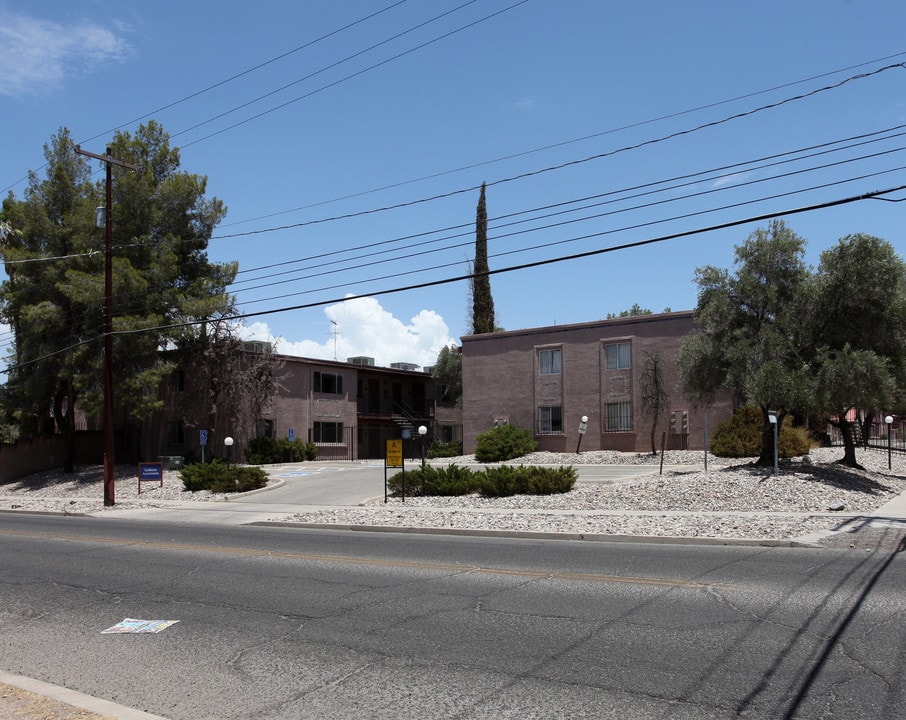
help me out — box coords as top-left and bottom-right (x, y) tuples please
(314, 371), (343, 394)
(313, 421), (344, 443)
(256, 419), (275, 438)
(539, 348), (562, 375)
(538, 406), (563, 434)
(605, 342), (631, 370)
(170, 369), (185, 393)
(166, 421), (185, 447)
(605, 402), (633, 432)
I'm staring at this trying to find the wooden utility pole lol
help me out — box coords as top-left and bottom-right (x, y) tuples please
(74, 146), (137, 506)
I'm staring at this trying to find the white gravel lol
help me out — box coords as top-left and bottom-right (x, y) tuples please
(3, 447), (903, 542)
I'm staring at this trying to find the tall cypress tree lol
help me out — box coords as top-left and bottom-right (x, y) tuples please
(471, 182), (496, 334)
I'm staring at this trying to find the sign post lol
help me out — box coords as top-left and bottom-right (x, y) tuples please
(385, 439), (404, 503)
(288, 428), (295, 462)
(199, 429), (208, 463)
(137, 462), (164, 494)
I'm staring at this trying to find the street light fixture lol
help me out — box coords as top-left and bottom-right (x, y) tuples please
(418, 425), (427, 469)
(224, 436), (234, 468)
(576, 415), (588, 454)
(885, 415), (894, 471)
(767, 412), (778, 477)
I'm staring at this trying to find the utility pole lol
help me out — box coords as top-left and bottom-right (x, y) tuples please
(74, 145), (137, 506)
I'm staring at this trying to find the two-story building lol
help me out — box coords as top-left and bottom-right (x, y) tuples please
(146, 352), (450, 464)
(461, 311), (734, 454)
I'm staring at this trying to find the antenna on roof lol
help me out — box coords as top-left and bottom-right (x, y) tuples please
(329, 320), (341, 360)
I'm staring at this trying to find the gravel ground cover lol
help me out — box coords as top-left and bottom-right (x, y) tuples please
(2, 447), (904, 542)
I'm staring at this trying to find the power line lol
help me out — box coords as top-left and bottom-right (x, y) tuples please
(111, 184), (906, 337)
(209, 63), (906, 243)
(226, 152), (906, 299)
(216, 51), (906, 229)
(0, 0), (411, 195)
(14, 108), (903, 279)
(176, 1), (529, 151)
(5, 183), (904, 376)
(226, 125), (906, 285)
(170, 1), (484, 143)
(224, 166), (906, 309)
(4, 130), (902, 337)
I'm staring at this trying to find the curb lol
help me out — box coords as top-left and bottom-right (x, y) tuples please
(251, 520), (803, 547)
(0, 670), (171, 720)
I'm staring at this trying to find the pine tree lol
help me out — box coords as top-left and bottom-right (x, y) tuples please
(471, 182), (496, 334)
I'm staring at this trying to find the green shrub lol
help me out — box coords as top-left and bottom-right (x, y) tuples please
(245, 436), (317, 464)
(779, 424), (812, 457)
(479, 465), (576, 497)
(387, 463), (575, 498)
(710, 406), (812, 458)
(427, 440), (463, 458)
(180, 459), (269, 493)
(474, 424), (537, 462)
(387, 464), (479, 497)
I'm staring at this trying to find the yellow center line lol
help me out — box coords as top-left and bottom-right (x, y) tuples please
(0, 528), (734, 590)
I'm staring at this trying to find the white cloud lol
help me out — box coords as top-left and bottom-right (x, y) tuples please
(239, 297), (457, 369)
(711, 171), (751, 189)
(0, 11), (132, 97)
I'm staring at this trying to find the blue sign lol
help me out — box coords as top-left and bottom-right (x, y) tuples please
(288, 428), (295, 442)
(139, 463), (163, 481)
(199, 429), (208, 446)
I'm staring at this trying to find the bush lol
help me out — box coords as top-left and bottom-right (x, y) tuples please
(245, 436), (317, 464)
(779, 424), (812, 457)
(180, 459), (269, 493)
(710, 406), (812, 458)
(386, 463), (575, 498)
(387, 464), (479, 497)
(479, 465), (576, 497)
(427, 440), (463, 458)
(474, 424), (537, 463)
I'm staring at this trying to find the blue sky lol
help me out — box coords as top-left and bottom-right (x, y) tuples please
(2, 1), (905, 371)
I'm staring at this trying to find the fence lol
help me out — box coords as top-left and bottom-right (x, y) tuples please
(309, 424), (462, 463)
(826, 419), (906, 454)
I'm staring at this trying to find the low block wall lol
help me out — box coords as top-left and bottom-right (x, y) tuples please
(0, 433), (104, 484)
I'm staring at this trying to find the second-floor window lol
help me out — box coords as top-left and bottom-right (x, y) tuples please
(539, 348), (562, 375)
(314, 371), (343, 394)
(605, 342), (631, 370)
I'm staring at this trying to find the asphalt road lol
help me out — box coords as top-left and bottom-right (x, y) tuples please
(1, 513), (904, 719)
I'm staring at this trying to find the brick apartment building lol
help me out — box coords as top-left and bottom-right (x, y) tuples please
(145, 352), (451, 464)
(461, 311), (734, 454)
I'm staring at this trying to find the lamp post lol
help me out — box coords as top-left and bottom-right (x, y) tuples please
(224, 436), (234, 468)
(885, 415), (894, 471)
(768, 412), (778, 477)
(576, 415), (588, 454)
(418, 425), (427, 469)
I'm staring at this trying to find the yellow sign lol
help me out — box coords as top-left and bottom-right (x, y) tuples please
(386, 439), (403, 467)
